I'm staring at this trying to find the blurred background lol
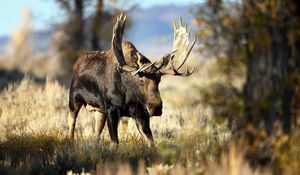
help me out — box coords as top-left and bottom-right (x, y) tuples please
(0, 0), (200, 85)
(0, 0), (300, 174)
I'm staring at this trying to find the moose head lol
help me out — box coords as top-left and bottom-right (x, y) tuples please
(111, 13), (197, 117)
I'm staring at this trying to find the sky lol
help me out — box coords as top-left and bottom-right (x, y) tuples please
(0, 0), (202, 37)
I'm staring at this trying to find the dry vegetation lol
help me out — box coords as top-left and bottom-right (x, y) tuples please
(1, 1), (299, 173)
(0, 51), (299, 175)
(0, 57), (281, 175)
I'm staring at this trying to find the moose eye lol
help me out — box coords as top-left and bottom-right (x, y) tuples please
(140, 78), (144, 86)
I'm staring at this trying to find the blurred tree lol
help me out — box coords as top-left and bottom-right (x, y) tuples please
(242, 0), (300, 135)
(88, 0), (134, 50)
(91, 0), (103, 50)
(52, 0), (135, 83)
(7, 8), (33, 67)
(194, 0), (300, 135)
(193, 0), (246, 131)
(52, 0), (85, 82)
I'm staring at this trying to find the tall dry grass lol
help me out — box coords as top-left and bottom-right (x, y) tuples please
(0, 58), (233, 138)
(0, 58), (274, 175)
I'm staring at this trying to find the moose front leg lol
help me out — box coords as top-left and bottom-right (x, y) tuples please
(94, 111), (106, 141)
(107, 109), (120, 147)
(135, 117), (154, 147)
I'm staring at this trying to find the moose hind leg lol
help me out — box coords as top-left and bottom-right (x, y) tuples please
(68, 96), (82, 140)
(135, 117), (154, 147)
(94, 111), (106, 141)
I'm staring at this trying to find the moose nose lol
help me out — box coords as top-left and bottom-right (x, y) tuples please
(153, 108), (162, 116)
(149, 102), (163, 116)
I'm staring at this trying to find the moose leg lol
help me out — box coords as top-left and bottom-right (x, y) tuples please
(135, 117), (154, 147)
(94, 111), (106, 140)
(68, 95), (82, 140)
(68, 110), (79, 140)
(107, 109), (120, 146)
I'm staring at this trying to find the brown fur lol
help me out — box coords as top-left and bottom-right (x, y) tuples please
(68, 41), (160, 146)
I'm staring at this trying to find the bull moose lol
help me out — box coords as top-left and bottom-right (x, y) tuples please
(68, 13), (197, 146)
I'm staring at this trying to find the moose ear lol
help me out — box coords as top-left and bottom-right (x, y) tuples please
(154, 51), (176, 70)
(136, 52), (150, 66)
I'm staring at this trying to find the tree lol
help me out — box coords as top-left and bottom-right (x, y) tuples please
(52, 0), (135, 83)
(8, 8), (33, 66)
(52, 0), (85, 82)
(90, 0), (103, 50)
(194, 0), (300, 135)
(242, 0), (300, 134)
(193, 0), (246, 131)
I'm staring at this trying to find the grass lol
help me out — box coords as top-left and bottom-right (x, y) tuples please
(0, 131), (234, 175)
(0, 58), (296, 175)
(0, 131), (228, 174)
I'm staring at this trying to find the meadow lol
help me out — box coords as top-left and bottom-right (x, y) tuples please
(0, 58), (222, 173)
(1, 0), (300, 174)
(0, 57), (299, 175)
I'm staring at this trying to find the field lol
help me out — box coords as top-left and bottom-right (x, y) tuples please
(0, 58), (234, 174)
(0, 57), (299, 175)
(1, 0), (300, 174)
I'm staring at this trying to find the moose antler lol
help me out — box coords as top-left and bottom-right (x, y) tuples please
(112, 14), (197, 76)
(112, 13), (136, 72)
(156, 17), (197, 76)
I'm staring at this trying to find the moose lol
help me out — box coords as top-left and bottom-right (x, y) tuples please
(68, 13), (197, 146)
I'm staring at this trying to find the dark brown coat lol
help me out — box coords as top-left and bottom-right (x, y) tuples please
(67, 14), (196, 146)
